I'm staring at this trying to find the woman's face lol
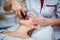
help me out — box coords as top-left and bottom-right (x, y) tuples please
(19, 12), (37, 29)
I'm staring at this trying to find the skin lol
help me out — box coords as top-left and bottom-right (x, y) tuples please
(32, 16), (60, 26)
(2, 0), (37, 38)
(10, 0), (60, 27)
(10, 0), (24, 18)
(1, 24), (35, 38)
(0, 12), (37, 39)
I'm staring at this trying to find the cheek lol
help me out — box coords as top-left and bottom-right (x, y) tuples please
(18, 15), (23, 20)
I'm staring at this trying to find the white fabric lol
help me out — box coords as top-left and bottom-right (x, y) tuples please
(26, 0), (60, 40)
(26, 0), (40, 16)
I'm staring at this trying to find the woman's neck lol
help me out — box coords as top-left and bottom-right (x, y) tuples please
(15, 25), (31, 35)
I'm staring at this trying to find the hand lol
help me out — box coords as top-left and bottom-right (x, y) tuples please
(12, 0), (23, 12)
(11, 0), (24, 19)
(33, 16), (50, 25)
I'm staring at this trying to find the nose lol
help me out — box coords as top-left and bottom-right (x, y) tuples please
(20, 10), (29, 20)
